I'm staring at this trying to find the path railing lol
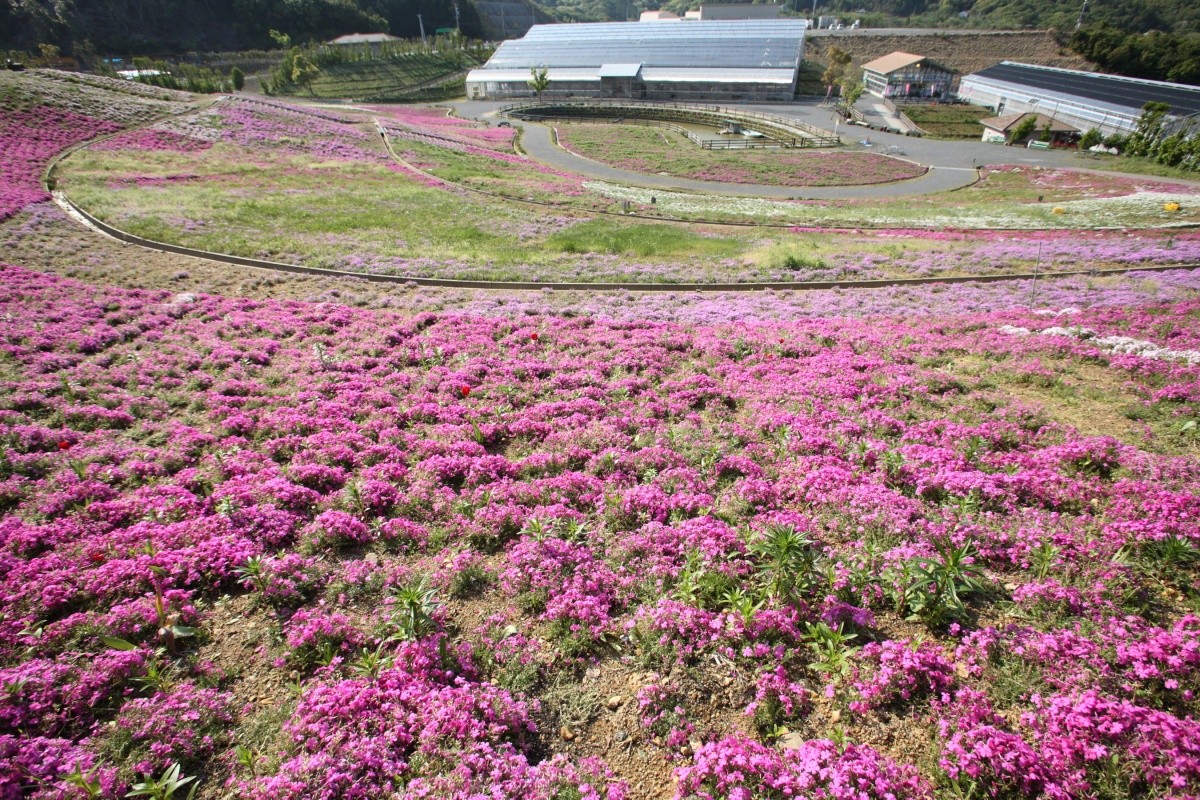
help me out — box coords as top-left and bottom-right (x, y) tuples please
(500, 99), (841, 147)
(527, 113), (815, 149)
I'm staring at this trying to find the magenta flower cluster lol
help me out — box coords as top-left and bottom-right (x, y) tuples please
(0, 260), (1198, 798)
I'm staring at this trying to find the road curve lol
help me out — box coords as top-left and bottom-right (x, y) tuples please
(513, 120), (979, 199)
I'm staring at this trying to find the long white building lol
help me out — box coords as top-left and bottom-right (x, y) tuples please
(959, 62), (1200, 137)
(465, 19), (807, 102)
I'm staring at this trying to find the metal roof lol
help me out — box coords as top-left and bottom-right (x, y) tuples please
(465, 66), (797, 85)
(640, 67), (795, 84)
(598, 63), (643, 78)
(329, 32), (399, 45)
(860, 52), (925, 75)
(980, 112), (1078, 133)
(477, 20), (806, 72)
(466, 68), (601, 83)
(968, 62), (1200, 118)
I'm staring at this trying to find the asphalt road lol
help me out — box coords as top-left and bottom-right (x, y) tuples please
(448, 97), (1091, 199)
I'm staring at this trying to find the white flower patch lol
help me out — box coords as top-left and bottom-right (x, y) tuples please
(999, 322), (1200, 364)
(1052, 190), (1200, 226)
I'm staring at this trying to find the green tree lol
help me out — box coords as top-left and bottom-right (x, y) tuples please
(528, 65), (549, 98)
(1079, 128), (1103, 150)
(230, 67), (245, 91)
(291, 50), (320, 94)
(822, 45), (852, 97)
(1009, 114), (1039, 145)
(1129, 101), (1171, 157)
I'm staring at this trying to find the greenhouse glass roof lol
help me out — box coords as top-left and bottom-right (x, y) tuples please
(479, 20), (807, 72)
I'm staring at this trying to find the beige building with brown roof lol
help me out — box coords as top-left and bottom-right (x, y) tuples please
(979, 111), (1078, 145)
(861, 51), (954, 100)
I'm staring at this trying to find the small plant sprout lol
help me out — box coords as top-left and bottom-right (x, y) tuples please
(350, 643), (396, 678)
(234, 745), (259, 778)
(150, 567), (196, 653)
(751, 524), (821, 603)
(384, 580), (441, 641)
(125, 763), (196, 800)
(235, 555), (272, 594)
(1030, 540), (1062, 580)
(902, 539), (986, 628)
(805, 621), (858, 681)
(63, 765), (106, 799)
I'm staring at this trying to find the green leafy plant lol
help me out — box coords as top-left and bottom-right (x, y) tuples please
(804, 621), (858, 681)
(384, 580), (441, 641)
(150, 567), (196, 653)
(750, 524), (821, 603)
(901, 539), (986, 628)
(126, 763), (196, 800)
(235, 555), (272, 594)
(349, 644), (396, 679)
(63, 765), (106, 799)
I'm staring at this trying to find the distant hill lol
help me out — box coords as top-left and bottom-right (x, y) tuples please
(2, 0), (1196, 87)
(523, 0), (1198, 34)
(0, 0), (483, 55)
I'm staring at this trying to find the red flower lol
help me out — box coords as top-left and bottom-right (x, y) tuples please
(530, 332), (539, 342)
(460, 385), (470, 398)
(89, 551), (105, 564)
(58, 440), (71, 450)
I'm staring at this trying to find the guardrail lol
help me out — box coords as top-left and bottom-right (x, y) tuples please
(519, 113), (824, 149)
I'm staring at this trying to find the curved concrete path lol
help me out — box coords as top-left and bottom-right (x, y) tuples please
(446, 98), (1130, 200)
(514, 120), (976, 199)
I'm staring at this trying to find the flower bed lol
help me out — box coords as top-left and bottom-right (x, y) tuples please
(1, 262), (1198, 798)
(0, 106), (121, 222)
(556, 123), (926, 187)
(372, 105), (517, 150)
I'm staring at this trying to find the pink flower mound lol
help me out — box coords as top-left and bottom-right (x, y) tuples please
(0, 106), (121, 221)
(283, 608), (365, 665)
(248, 638), (625, 800)
(1025, 690), (1200, 797)
(374, 105), (516, 148)
(936, 688), (1054, 799)
(115, 682), (235, 774)
(850, 638), (957, 712)
(675, 736), (932, 800)
(92, 128), (212, 153)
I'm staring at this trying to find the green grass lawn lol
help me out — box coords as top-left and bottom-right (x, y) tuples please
(902, 104), (992, 140)
(53, 99), (1200, 285)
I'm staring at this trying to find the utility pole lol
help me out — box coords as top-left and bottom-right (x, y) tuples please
(1075, 0), (1088, 30)
(418, 14), (427, 47)
(454, 2), (461, 33)
(811, 0), (818, 26)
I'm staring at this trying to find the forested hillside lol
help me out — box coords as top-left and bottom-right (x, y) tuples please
(0, 0), (482, 55)
(2, 0), (1196, 87)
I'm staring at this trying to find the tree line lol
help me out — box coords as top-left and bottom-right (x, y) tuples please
(1070, 25), (1200, 86)
(0, 0), (483, 57)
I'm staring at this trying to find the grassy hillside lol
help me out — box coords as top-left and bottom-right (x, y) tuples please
(901, 104), (993, 139)
(272, 50), (486, 101)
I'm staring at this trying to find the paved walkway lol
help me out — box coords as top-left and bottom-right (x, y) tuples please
(446, 98), (1100, 200)
(858, 100), (920, 135)
(517, 121), (976, 199)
